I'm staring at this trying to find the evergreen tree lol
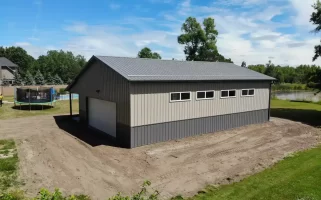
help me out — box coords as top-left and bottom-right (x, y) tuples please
(24, 71), (35, 85)
(34, 70), (46, 85)
(1, 78), (11, 86)
(13, 70), (24, 86)
(67, 78), (73, 84)
(46, 73), (55, 85)
(53, 74), (64, 85)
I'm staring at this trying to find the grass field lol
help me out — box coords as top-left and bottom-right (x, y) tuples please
(3, 96), (14, 102)
(271, 99), (321, 127)
(0, 99), (79, 120)
(182, 146), (321, 200)
(0, 140), (19, 192)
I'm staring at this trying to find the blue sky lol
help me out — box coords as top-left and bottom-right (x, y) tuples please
(0, 0), (320, 65)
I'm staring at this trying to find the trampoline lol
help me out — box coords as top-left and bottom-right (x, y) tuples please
(14, 87), (56, 110)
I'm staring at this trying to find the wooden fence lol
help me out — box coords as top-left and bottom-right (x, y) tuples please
(0, 85), (68, 96)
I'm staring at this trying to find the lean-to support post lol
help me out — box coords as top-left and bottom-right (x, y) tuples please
(29, 88), (31, 112)
(69, 92), (72, 118)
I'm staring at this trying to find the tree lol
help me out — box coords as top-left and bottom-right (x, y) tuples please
(34, 70), (46, 85)
(138, 47), (162, 59)
(45, 73), (55, 85)
(53, 74), (64, 85)
(241, 61), (247, 68)
(0, 46), (35, 73)
(1, 78), (10, 86)
(24, 71), (35, 85)
(265, 60), (277, 77)
(13, 70), (24, 86)
(310, 0), (321, 61)
(178, 17), (232, 62)
(248, 65), (266, 74)
(33, 50), (86, 83)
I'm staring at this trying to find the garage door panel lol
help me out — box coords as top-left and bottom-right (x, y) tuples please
(88, 98), (116, 137)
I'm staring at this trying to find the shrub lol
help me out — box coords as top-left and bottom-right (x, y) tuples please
(108, 181), (159, 200)
(59, 88), (68, 95)
(0, 190), (25, 200)
(0, 181), (158, 200)
(272, 83), (311, 91)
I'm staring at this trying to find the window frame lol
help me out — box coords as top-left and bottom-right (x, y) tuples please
(220, 89), (237, 99)
(241, 89), (255, 97)
(170, 91), (192, 102)
(196, 90), (215, 100)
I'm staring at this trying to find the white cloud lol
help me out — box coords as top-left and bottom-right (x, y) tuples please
(290, 0), (316, 27)
(178, 0), (191, 15)
(15, 42), (31, 47)
(109, 3), (120, 10)
(64, 23), (88, 34)
(15, 0), (321, 66)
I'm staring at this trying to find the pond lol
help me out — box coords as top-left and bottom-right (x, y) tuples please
(273, 91), (321, 102)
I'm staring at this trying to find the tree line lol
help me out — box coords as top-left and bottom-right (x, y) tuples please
(0, 46), (86, 86)
(248, 60), (321, 85)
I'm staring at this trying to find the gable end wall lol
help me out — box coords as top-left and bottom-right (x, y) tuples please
(70, 60), (131, 147)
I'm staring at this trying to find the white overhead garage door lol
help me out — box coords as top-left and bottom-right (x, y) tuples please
(88, 98), (116, 137)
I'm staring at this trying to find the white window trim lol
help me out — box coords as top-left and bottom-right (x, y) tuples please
(220, 89), (237, 99)
(196, 90), (215, 100)
(241, 89), (255, 97)
(170, 92), (192, 102)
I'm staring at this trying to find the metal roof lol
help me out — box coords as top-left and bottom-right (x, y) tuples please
(0, 57), (18, 67)
(95, 56), (275, 81)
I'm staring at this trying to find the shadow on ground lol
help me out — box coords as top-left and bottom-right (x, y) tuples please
(53, 115), (119, 147)
(12, 105), (53, 110)
(271, 108), (321, 127)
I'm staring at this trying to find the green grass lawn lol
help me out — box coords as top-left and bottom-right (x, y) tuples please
(3, 96), (14, 102)
(271, 99), (321, 127)
(181, 146), (321, 200)
(0, 100), (79, 120)
(0, 140), (19, 192)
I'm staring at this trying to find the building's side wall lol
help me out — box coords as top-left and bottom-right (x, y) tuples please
(130, 81), (270, 147)
(70, 60), (131, 147)
(130, 81), (270, 126)
(131, 109), (268, 147)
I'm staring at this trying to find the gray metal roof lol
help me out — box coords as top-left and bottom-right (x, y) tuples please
(0, 57), (18, 67)
(95, 56), (275, 81)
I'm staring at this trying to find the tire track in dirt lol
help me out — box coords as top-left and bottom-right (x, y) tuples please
(0, 115), (320, 199)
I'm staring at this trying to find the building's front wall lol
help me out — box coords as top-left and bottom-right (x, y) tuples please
(70, 60), (131, 147)
(1, 67), (15, 80)
(130, 81), (271, 147)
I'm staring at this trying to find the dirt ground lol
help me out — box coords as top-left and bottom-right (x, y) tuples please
(0, 115), (320, 199)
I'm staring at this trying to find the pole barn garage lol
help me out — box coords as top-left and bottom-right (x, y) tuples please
(66, 56), (275, 148)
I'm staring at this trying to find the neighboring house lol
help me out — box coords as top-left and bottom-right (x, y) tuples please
(66, 56), (275, 148)
(0, 57), (18, 85)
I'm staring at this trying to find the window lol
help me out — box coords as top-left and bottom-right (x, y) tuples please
(170, 92), (191, 102)
(221, 90), (236, 98)
(229, 90), (236, 97)
(221, 91), (229, 98)
(196, 91), (215, 100)
(241, 89), (255, 97)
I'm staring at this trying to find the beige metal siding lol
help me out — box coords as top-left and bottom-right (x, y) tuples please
(130, 81), (270, 127)
(70, 60), (130, 125)
(1, 68), (15, 80)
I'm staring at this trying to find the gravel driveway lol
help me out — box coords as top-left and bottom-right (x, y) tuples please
(0, 115), (320, 199)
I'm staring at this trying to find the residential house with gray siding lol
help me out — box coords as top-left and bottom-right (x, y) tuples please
(66, 56), (275, 148)
(0, 57), (18, 85)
